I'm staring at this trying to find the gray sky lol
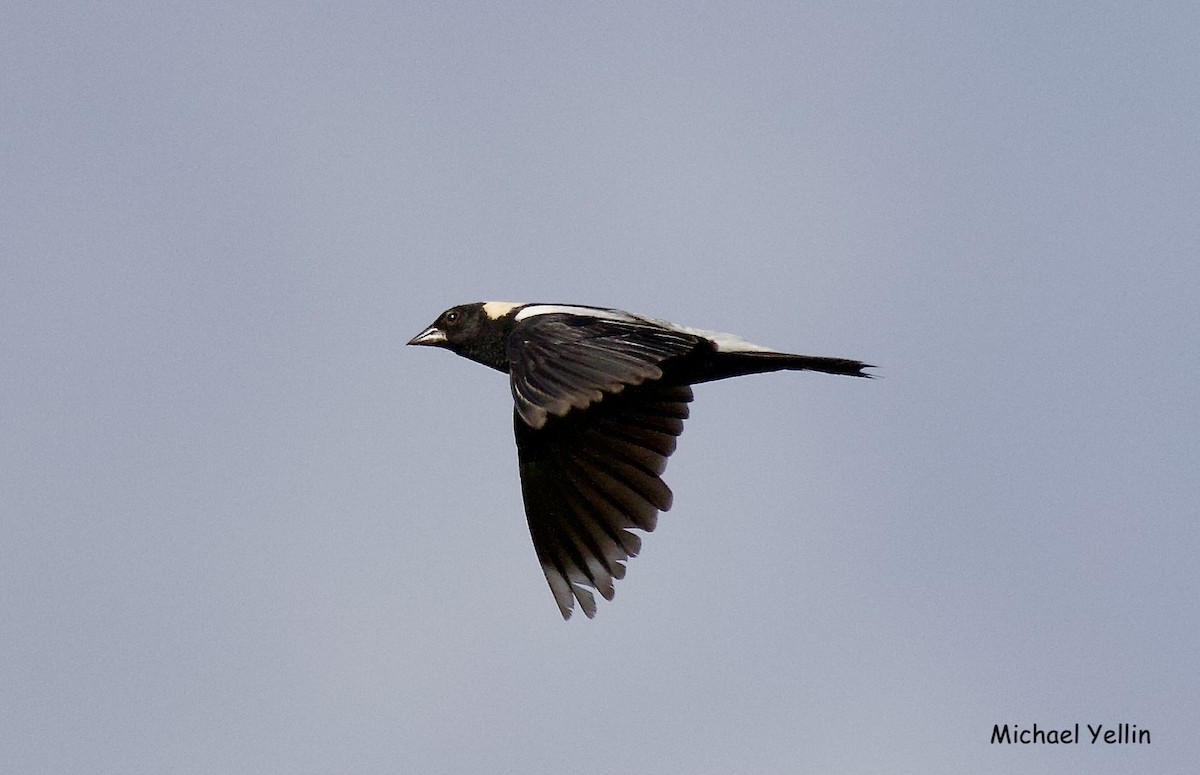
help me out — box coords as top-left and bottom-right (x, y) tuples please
(3, 3), (1197, 773)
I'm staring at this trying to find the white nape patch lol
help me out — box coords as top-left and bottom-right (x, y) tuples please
(481, 301), (524, 319)
(514, 304), (636, 323)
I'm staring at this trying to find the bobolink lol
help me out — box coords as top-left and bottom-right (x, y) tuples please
(409, 302), (871, 619)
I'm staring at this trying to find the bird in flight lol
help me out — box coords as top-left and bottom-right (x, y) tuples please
(408, 302), (872, 619)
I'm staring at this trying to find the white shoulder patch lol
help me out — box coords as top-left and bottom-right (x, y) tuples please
(652, 320), (779, 353)
(514, 304), (635, 323)
(481, 301), (525, 319)
(686, 326), (778, 353)
(512, 303), (782, 354)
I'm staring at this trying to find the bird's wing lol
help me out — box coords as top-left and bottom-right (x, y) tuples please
(507, 313), (703, 429)
(513, 382), (693, 619)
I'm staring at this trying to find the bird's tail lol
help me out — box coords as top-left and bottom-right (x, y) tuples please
(694, 351), (874, 382)
(772, 353), (874, 378)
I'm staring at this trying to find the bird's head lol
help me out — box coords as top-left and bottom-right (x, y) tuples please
(407, 302), (523, 372)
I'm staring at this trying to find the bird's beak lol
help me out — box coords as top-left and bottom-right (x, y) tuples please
(407, 325), (447, 347)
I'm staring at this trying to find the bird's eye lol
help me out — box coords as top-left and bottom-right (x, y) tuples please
(445, 310), (461, 325)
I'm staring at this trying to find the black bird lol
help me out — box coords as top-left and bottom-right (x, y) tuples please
(408, 302), (871, 619)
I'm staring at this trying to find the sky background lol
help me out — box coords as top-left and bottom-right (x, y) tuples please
(3, 3), (1198, 773)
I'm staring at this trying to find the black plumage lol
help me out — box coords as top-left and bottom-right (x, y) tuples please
(408, 302), (871, 619)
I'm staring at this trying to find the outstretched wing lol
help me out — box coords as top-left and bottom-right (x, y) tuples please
(514, 382), (693, 619)
(507, 310), (703, 429)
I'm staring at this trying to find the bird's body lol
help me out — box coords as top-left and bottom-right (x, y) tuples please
(409, 302), (871, 619)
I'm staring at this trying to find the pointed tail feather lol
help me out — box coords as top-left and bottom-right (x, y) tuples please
(774, 353), (874, 378)
(693, 351), (874, 382)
